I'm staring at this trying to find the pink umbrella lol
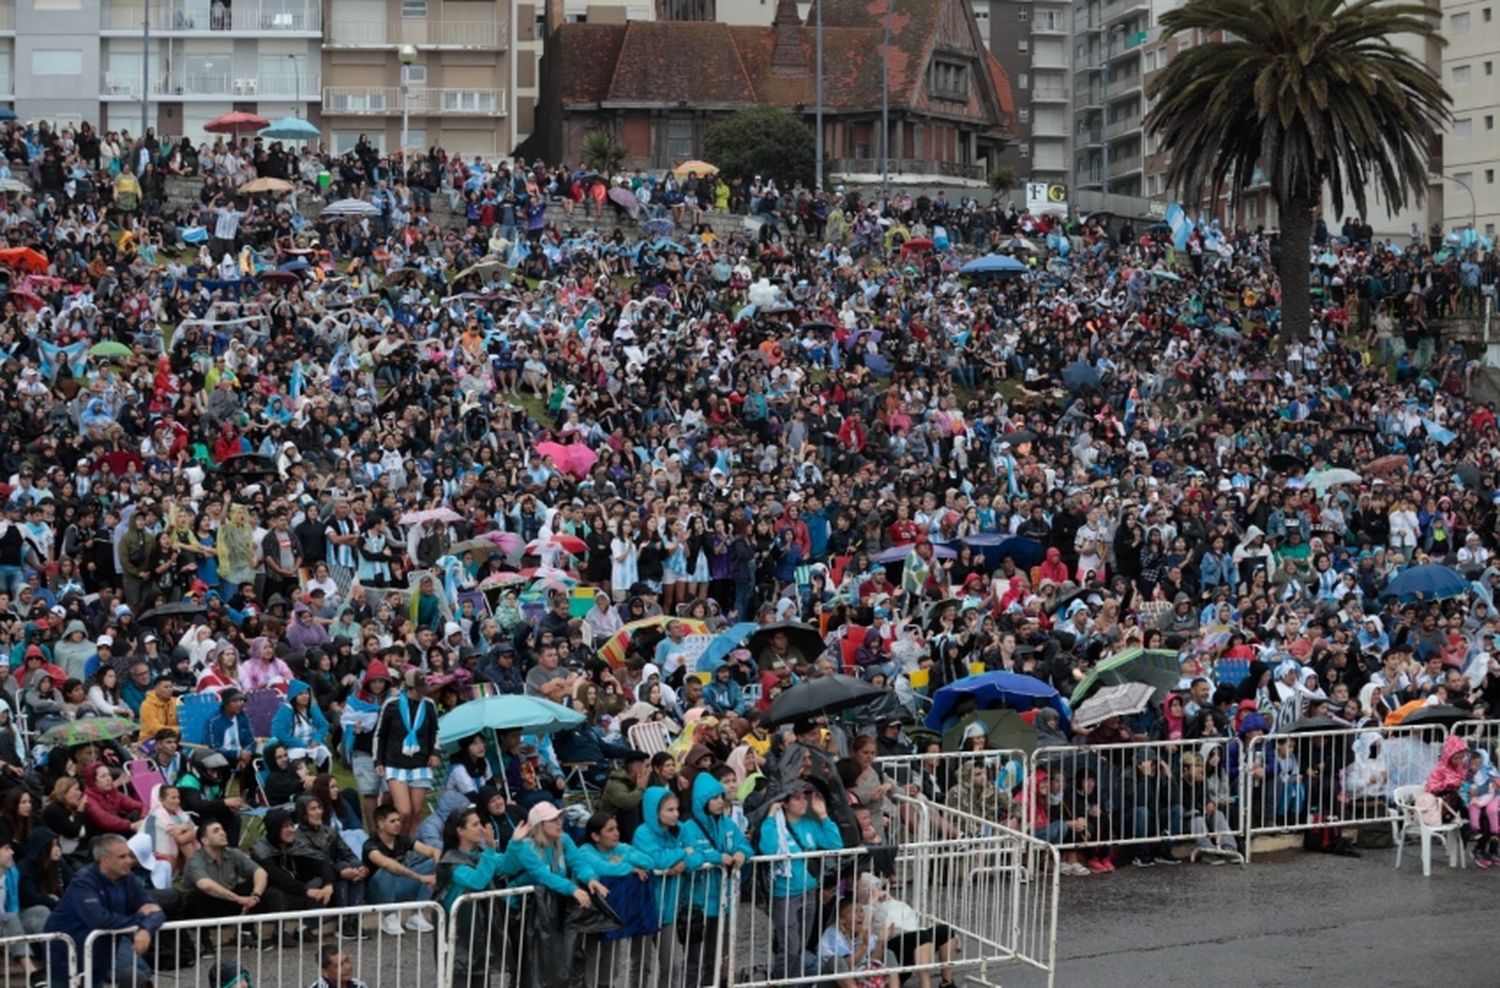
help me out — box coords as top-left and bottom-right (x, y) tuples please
(399, 507), (463, 526)
(526, 534), (587, 556)
(480, 531), (523, 554)
(534, 441), (598, 479)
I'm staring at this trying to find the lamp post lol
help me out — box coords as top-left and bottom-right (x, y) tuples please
(1433, 171), (1478, 232)
(141, 4), (150, 139)
(399, 44), (417, 156)
(880, 0), (890, 196)
(288, 53), (301, 116)
(814, 0), (823, 192)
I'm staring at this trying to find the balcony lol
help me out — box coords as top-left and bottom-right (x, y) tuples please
(1107, 31), (1148, 62)
(1031, 117), (1069, 138)
(100, 1), (320, 34)
(101, 71), (320, 99)
(1101, 0), (1148, 24)
(1103, 114), (1140, 140)
(1107, 73), (1142, 97)
(322, 87), (508, 115)
(1029, 49), (1068, 70)
(830, 158), (985, 181)
(325, 19), (507, 49)
(0, 4), (12, 33)
(1108, 153), (1141, 178)
(1032, 86), (1069, 103)
(1076, 129), (1102, 148)
(1030, 16), (1066, 35)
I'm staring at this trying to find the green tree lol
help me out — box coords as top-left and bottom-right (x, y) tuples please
(580, 130), (626, 175)
(988, 165), (1017, 197)
(703, 107), (815, 189)
(1143, 0), (1449, 342)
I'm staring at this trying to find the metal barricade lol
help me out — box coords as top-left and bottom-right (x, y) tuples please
(446, 886), (532, 988)
(0, 932), (75, 988)
(1028, 737), (1245, 863)
(1241, 723), (1448, 861)
(1450, 718), (1500, 755)
(875, 749), (1031, 843)
(84, 900), (446, 988)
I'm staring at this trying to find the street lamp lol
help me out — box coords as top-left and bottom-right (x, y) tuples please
(399, 44), (417, 157)
(288, 53), (301, 116)
(1433, 171), (1478, 232)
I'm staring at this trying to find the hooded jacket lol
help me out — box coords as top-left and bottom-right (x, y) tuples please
(251, 807), (330, 896)
(631, 785), (707, 919)
(342, 660), (391, 758)
(1427, 734), (1470, 795)
(681, 773), (752, 918)
(270, 679), (331, 750)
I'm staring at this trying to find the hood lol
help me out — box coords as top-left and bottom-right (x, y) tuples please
(361, 660), (392, 692)
(1045, 547), (1062, 562)
(263, 741), (286, 765)
(1241, 525), (1264, 545)
(264, 807), (295, 847)
(690, 771), (727, 833)
(639, 785), (676, 840)
(286, 679), (312, 703)
(21, 826), (57, 861)
(1440, 733), (1469, 768)
(62, 620), (88, 641)
(640, 663), (662, 686)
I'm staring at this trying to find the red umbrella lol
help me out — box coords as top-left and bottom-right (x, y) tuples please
(1365, 454), (1408, 476)
(0, 247), (49, 273)
(899, 238), (935, 256)
(4, 288), (44, 311)
(526, 535), (587, 556)
(204, 111), (270, 137)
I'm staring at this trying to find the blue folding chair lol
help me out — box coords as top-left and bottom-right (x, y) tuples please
(177, 694), (219, 748)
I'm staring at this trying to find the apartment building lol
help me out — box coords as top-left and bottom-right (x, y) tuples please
(320, 0), (528, 158)
(1442, 0), (1499, 237)
(12, 0), (321, 136)
(1070, 0), (1155, 200)
(976, 0), (1069, 187)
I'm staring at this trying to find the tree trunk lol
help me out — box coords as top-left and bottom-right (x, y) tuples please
(1277, 194), (1314, 345)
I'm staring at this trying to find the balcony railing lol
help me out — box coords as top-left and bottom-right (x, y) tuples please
(1108, 153), (1141, 178)
(325, 19), (506, 48)
(0, 5), (13, 31)
(102, 70), (320, 98)
(1103, 114), (1140, 140)
(830, 157), (984, 181)
(1032, 86), (1069, 102)
(322, 87), (507, 115)
(100, 1), (320, 32)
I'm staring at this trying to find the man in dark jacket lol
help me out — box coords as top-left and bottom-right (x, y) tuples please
(45, 834), (163, 987)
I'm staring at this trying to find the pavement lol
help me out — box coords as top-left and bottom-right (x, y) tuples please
(1001, 847), (1500, 988)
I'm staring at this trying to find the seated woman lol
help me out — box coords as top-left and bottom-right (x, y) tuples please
(251, 807), (341, 939)
(262, 743), (314, 808)
(438, 734), (494, 819)
(855, 872), (955, 988)
(293, 794), (367, 929)
(82, 763), (144, 840)
(133, 784), (198, 890)
(271, 681), (333, 770)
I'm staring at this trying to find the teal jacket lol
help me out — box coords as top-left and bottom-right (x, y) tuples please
(573, 840), (653, 880)
(508, 833), (591, 896)
(436, 845), (512, 911)
(681, 773), (753, 918)
(757, 807), (842, 899)
(631, 786), (710, 919)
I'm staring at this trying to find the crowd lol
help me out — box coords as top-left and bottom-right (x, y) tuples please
(0, 114), (1494, 987)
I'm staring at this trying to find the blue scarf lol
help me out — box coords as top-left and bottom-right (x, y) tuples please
(399, 692), (427, 756)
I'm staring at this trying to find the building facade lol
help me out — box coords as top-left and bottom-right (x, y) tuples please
(1441, 0), (1498, 237)
(976, 0), (1069, 187)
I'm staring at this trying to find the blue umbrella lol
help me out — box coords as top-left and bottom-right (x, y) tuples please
(643, 218), (675, 236)
(1062, 359), (1100, 392)
(924, 671), (1068, 732)
(259, 115), (320, 141)
(961, 534), (1046, 570)
(437, 694), (583, 745)
(1378, 564), (1469, 603)
(0, 108), (16, 122)
(960, 254), (1027, 276)
(875, 542), (957, 565)
(696, 621), (760, 675)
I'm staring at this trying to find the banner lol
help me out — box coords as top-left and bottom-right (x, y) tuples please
(1026, 181), (1069, 217)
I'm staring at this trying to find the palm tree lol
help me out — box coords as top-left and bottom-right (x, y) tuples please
(1143, 0), (1449, 342)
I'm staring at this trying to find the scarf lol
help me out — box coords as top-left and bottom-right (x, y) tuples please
(398, 692), (427, 756)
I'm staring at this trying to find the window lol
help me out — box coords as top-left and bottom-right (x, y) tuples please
(930, 61), (969, 99)
(401, 129), (426, 150)
(1454, 118), (1472, 139)
(1018, 6), (1028, 19)
(1486, 7), (1493, 21)
(1488, 224), (1496, 237)
(1453, 64), (1471, 86)
(1018, 141), (1030, 157)
(666, 118), (693, 159)
(31, 50), (82, 75)
(1488, 61), (1495, 76)
(1454, 171), (1474, 190)
(405, 65), (427, 84)
(1487, 115), (1495, 130)
(1018, 108), (1030, 123)
(1451, 11), (1469, 31)
(1018, 72), (1029, 89)
(1018, 39), (1029, 53)
(401, 0), (426, 16)
(440, 90), (496, 112)
(1487, 169), (1495, 184)
(34, 0), (81, 9)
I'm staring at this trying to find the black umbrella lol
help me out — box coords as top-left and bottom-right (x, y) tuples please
(1455, 462), (1487, 496)
(1400, 704), (1473, 730)
(766, 674), (886, 726)
(1268, 452), (1307, 473)
(1284, 715), (1346, 734)
(1061, 360), (1099, 393)
(218, 453), (278, 477)
(800, 320), (836, 332)
(138, 601), (207, 623)
(999, 429), (1038, 446)
(1334, 424), (1376, 436)
(748, 621), (826, 668)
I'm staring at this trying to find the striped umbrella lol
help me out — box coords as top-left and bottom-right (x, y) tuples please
(598, 616), (710, 668)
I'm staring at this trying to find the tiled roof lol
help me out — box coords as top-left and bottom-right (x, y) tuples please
(606, 22), (758, 105)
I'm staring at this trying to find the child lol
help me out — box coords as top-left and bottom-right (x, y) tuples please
(818, 896), (896, 988)
(1462, 747), (1500, 867)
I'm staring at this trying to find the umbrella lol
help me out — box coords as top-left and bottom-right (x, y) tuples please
(1455, 462), (1486, 493)
(999, 429), (1038, 447)
(531, 577), (575, 595)
(526, 535), (587, 556)
(519, 566), (578, 582)
(322, 198), (380, 217)
(608, 187), (639, 213)
(0, 178), (26, 193)
(999, 237), (1036, 253)
(695, 622), (761, 674)
(0, 110), (15, 123)
(597, 616), (711, 668)
(478, 572), (528, 589)
(1366, 454), (1408, 476)
(899, 237), (935, 255)
(1379, 564), (1468, 603)
(1148, 269), (1183, 282)
(256, 270), (301, 286)
(217, 453), (277, 477)
(137, 601), (207, 623)
(961, 534), (1046, 570)
(449, 537), (513, 557)
(1335, 424), (1377, 436)
(534, 441), (598, 479)
(1306, 468), (1362, 490)
(399, 507), (463, 526)
(748, 622), (826, 668)
(0, 247), (48, 274)
(204, 110), (269, 135)
(924, 671), (1066, 731)
(88, 341), (133, 359)
(455, 259), (505, 282)
(40, 717), (139, 746)
(1069, 647), (1182, 704)
(436, 695), (584, 746)
(258, 116), (321, 141)
(239, 177), (294, 194)
(1071, 682), (1156, 731)
(941, 709), (1040, 753)
(642, 218), (675, 236)
(673, 160), (719, 178)
(1267, 452), (1307, 473)
(1398, 704), (1473, 730)
(960, 254), (1028, 276)
(766, 674), (886, 726)
(875, 542), (957, 565)
(1283, 715), (1347, 734)
(1061, 360), (1100, 392)
(481, 531), (524, 554)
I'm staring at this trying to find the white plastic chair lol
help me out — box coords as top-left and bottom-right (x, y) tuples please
(1392, 784), (1467, 876)
(627, 719), (673, 756)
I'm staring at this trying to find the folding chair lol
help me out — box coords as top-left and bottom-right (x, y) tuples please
(125, 759), (168, 806)
(627, 719), (673, 756)
(177, 694), (219, 748)
(243, 689), (285, 740)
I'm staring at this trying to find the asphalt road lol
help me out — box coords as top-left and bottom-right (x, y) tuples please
(1002, 848), (1500, 988)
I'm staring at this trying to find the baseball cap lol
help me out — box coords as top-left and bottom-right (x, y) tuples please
(96, 636), (113, 648)
(527, 802), (563, 826)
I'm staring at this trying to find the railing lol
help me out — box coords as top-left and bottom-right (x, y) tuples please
(0, 933), (74, 988)
(102, 71), (320, 98)
(326, 18), (507, 47)
(1104, 114), (1141, 140)
(100, 1), (321, 31)
(829, 158), (986, 181)
(0, 5), (12, 31)
(322, 87), (507, 115)
(1107, 153), (1141, 178)
(1032, 86), (1070, 101)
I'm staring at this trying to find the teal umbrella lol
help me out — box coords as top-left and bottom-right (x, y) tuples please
(1070, 647), (1182, 704)
(437, 694), (583, 745)
(259, 116), (320, 141)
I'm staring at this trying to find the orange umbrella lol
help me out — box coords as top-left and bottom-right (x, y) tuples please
(0, 247), (48, 274)
(598, 616), (710, 668)
(204, 111), (269, 136)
